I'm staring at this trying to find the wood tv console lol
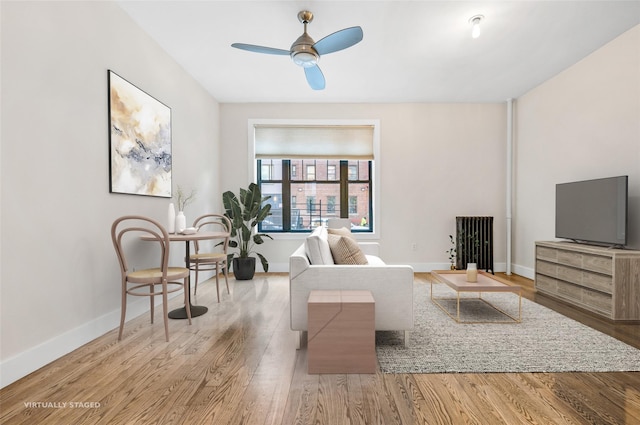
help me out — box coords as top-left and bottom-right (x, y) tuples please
(535, 241), (640, 321)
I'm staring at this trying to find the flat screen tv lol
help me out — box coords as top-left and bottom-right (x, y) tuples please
(555, 175), (628, 247)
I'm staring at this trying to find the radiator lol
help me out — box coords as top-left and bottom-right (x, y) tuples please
(455, 216), (494, 273)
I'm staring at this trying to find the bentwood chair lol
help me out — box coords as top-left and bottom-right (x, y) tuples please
(111, 215), (191, 342)
(189, 214), (232, 302)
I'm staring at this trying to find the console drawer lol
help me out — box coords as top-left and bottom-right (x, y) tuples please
(556, 279), (582, 300)
(535, 274), (557, 293)
(583, 254), (612, 275)
(582, 288), (612, 314)
(536, 246), (558, 262)
(556, 250), (612, 275)
(556, 265), (613, 294)
(536, 260), (557, 278)
(582, 271), (613, 294)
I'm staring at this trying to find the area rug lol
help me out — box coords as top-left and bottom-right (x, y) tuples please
(375, 281), (640, 373)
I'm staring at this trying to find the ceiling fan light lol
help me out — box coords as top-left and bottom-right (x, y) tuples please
(291, 51), (318, 67)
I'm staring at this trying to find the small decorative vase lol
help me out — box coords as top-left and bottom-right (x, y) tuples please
(175, 211), (186, 233)
(450, 264), (456, 270)
(167, 203), (176, 233)
(466, 262), (478, 282)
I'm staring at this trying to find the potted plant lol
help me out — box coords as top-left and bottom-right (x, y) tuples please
(222, 183), (273, 280)
(446, 234), (456, 270)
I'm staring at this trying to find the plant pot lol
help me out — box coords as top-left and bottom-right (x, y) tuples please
(233, 257), (256, 280)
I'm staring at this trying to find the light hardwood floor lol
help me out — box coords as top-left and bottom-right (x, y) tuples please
(1, 273), (639, 424)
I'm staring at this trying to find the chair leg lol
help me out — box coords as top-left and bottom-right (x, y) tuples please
(184, 277), (192, 325)
(162, 280), (170, 342)
(194, 264), (199, 296)
(118, 279), (127, 341)
(215, 263), (220, 303)
(223, 261), (230, 294)
(150, 284), (155, 324)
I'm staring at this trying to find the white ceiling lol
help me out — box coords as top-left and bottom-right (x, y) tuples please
(117, 1), (640, 103)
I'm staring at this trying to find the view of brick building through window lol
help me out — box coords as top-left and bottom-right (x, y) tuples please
(258, 159), (372, 232)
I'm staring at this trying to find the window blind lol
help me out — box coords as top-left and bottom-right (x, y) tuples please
(254, 125), (374, 159)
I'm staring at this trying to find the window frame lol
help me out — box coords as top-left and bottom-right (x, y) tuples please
(257, 159), (372, 233)
(248, 119), (380, 239)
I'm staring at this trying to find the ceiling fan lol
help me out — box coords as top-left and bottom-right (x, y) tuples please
(231, 10), (363, 90)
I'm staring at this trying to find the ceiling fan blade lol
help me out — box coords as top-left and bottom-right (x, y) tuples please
(313, 26), (363, 55)
(304, 65), (325, 90)
(231, 43), (290, 55)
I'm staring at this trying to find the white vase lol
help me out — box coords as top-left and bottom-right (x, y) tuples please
(167, 203), (176, 233)
(175, 211), (186, 233)
(466, 262), (478, 282)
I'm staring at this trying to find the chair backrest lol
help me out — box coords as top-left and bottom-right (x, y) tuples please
(111, 215), (171, 276)
(192, 214), (232, 253)
(327, 218), (352, 231)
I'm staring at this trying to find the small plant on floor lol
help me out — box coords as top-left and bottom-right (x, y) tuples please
(222, 183), (273, 272)
(446, 234), (456, 270)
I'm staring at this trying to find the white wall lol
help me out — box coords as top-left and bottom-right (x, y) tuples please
(0, 1), (220, 387)
(513, 25), (640, 278)
(220, 103), (507, 272)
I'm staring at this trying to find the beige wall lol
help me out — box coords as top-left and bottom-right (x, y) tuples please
(0, 1), (220, 386)
(513, 25), (640, 278)
(220, 103), (508, 272)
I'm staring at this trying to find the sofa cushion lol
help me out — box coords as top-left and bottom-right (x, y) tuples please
(327, 226), (355, 240)
(365, 255), (385, 266)
(305, 226), (334, 265)
(327, 234), (369, 265)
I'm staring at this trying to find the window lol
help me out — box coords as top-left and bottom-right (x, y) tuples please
(349, 196), (358, 214)
(327, 165), (336, 180)
(348, 165), (358, 180)
(262, 164), (272, 180)
(258, 159), (372, 232)
(253, 122), (377, 233)
(306, 164), (316, 180)
(327, 196), (336, 213)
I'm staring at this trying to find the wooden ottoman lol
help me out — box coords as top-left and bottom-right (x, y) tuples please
(307, 290), (376, 374)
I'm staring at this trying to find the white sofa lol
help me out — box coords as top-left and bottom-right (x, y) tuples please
(289, 226), (414, 347)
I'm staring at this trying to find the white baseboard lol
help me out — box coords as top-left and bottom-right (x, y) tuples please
(0, 293), (181, 388)
(511, 263), (535, 280)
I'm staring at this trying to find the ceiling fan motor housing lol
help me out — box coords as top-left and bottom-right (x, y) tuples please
(290, 28), (318, 67)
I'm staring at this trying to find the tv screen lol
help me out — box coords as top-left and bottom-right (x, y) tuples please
(556, 176), (628, 247)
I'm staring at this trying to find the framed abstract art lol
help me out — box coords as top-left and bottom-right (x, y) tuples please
(108, 70), (171, 197)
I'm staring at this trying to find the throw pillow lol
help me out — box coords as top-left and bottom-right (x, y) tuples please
(327, 234), (368, 265)
(327, 226), (355, 240)
(305, 226), (334, 265)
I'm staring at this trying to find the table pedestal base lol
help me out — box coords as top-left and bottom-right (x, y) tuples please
(168, 304), (208, 319)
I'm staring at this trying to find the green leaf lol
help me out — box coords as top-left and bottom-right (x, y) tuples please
(256, 252), (269, 272)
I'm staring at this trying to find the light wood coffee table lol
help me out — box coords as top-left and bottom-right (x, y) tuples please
(430, 270), (522, 323)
